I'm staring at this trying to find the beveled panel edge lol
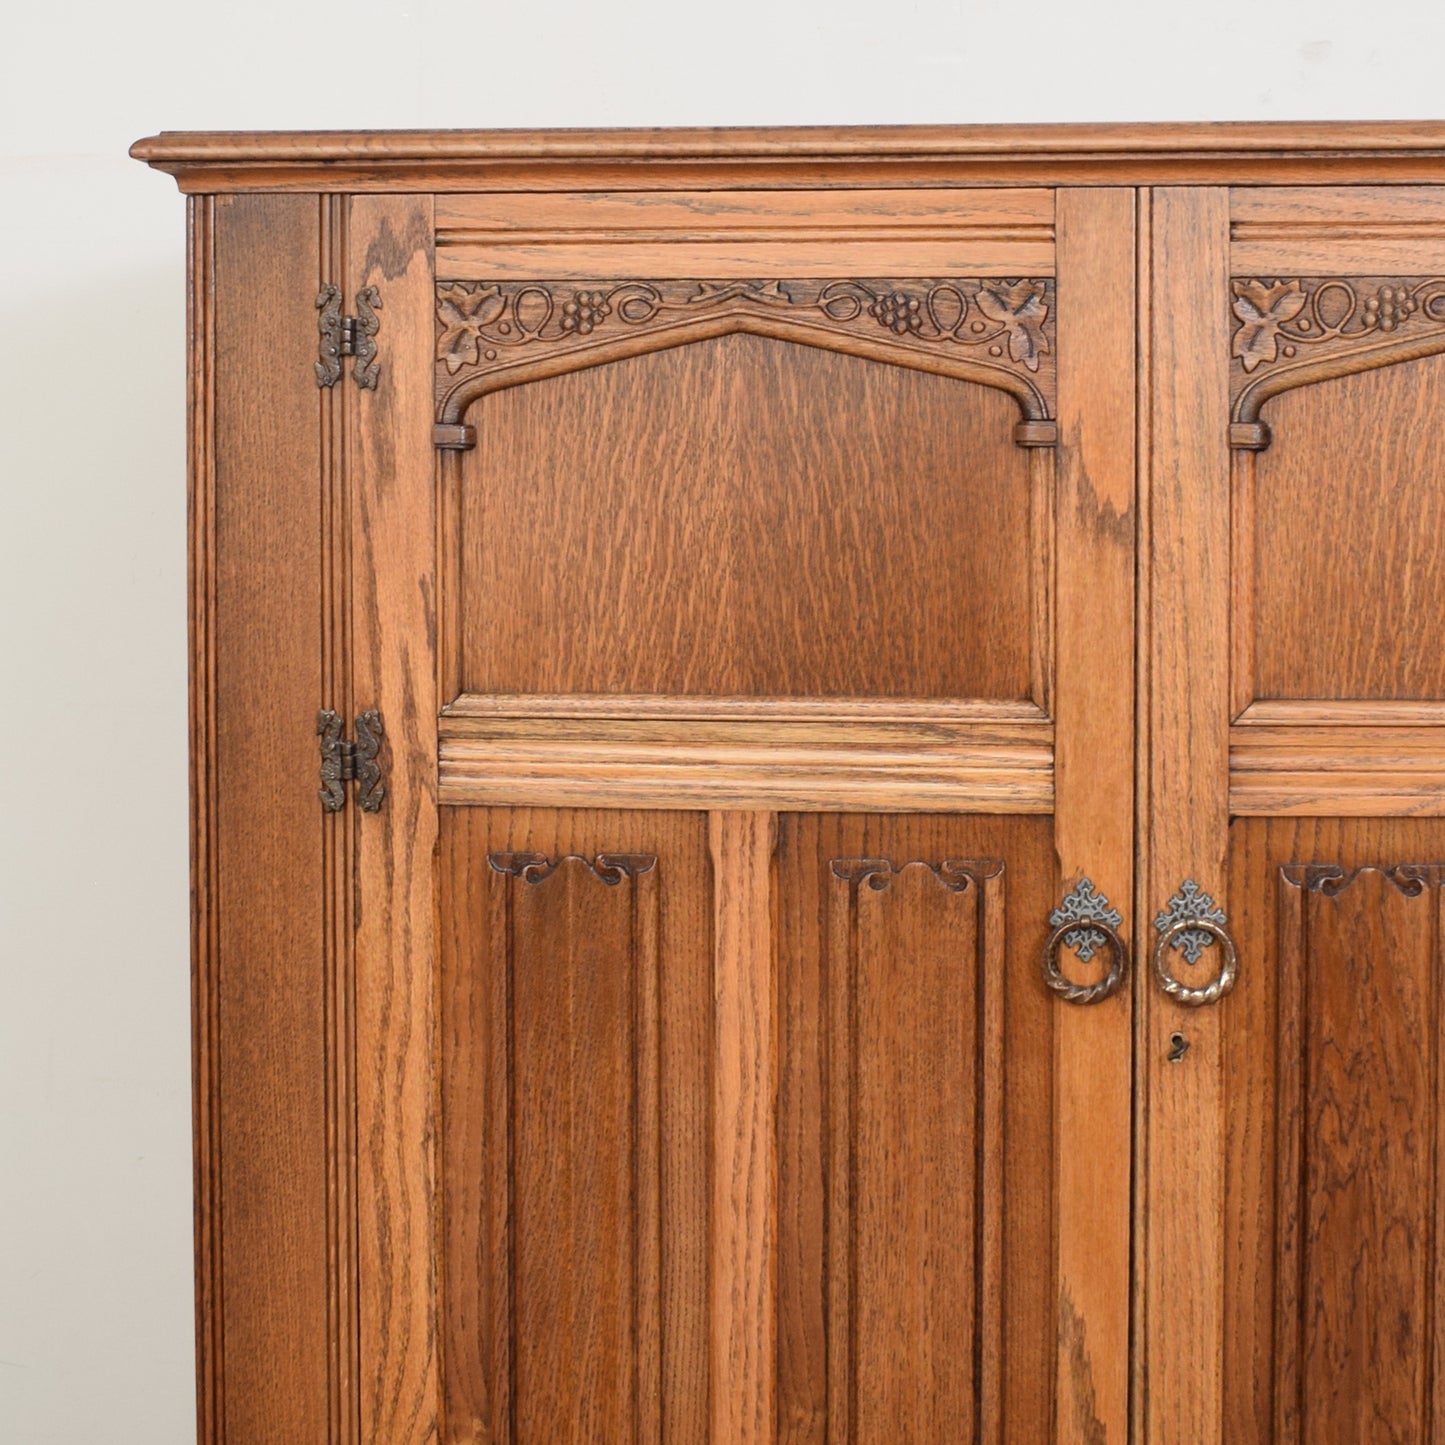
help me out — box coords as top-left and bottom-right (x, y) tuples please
(441, 692), (1052, 723)
(1231, 185), (1445, 272)
(436, 243), (1056, 280)
(1230, 717), (1445, 815)
(437, 711), (1055, 813)
(1235, 699), (1445, 726)
(134, 123), (1445, 192)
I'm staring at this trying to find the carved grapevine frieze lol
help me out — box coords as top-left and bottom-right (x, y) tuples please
(1230, 274), (1445, 434)
(1231, 276), (1445, 375)
(435, 276), (1056, 419)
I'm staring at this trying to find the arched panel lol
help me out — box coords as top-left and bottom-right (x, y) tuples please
(433, 276), (1058, 442)
(448, 332), (1045, 702)
(1248, 351), (1445, 700)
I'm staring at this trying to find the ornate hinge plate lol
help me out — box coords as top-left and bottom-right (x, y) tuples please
(317, 708), (386, 812)
(316, 284), (382, 390)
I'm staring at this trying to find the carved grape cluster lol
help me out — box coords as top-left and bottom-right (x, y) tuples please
(868, 290), (924, 335)
(560, 290), (612, 335)
(1363, 284), (1419, 332)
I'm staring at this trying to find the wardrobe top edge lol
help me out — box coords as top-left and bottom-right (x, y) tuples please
(130, 121), (1445, 192)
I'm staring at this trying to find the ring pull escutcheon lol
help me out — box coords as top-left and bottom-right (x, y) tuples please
(1151, 879), (1238, 1007)
(1042, 878), (1129, 1005)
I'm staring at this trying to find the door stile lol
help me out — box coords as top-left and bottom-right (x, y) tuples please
(709, 809), (779, 1444)
(346, 194), (443, 1445)
(1052, 188), (1138, 1443)
(1139, 187), (1233, 1444)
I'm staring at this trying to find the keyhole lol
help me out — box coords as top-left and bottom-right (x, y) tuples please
(1167, 1031), (1189, 1063)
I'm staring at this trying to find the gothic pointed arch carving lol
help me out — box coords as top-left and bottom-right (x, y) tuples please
(432, 276), (1057, 448)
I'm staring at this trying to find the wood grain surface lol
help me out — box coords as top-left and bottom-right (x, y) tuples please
(1139, 186), (1233, 1445)
(1232, 184), (1445, 272)
(1251, 354), (1445, 701)
(1231, 723), (1445, 815)
(347, 194), (442, 1445)
(1051, 187), (1136, 1445)
(709, 811), (779, 1445)
(1223, 819), (1445, 1443)
(133, 122), (1445, 192)
(440, 810), (711, 1445)
(435, 187), (1055, 278)
(437, 710), (1054, 813)
(775, 813), (1058, 1443)
(208, 192), (330, 1445)
(457, 333), (1036, 701)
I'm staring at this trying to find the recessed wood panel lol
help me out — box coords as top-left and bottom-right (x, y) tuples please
(438, 808), (710, 1445)
(776, 814), (1056, 1443)
(457, 333), (1037, 700)
(1224, 819), (1445, 1443)
(1251, 355), (1445, 700)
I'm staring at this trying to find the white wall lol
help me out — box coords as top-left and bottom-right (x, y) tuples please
(3, 2), (1444, 1439)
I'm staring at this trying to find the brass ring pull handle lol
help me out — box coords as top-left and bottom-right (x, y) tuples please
(1151, 880), (1238, 1007)
(1042, 879), (1129, 1005)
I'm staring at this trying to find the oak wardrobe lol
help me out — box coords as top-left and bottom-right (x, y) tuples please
(134, 123), (1445, 1443)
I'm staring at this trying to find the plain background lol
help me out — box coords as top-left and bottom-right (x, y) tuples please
(5, 2), (1445, 1439)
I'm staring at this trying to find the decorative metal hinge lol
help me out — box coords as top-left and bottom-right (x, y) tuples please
(317, 708), (386, 813)
(316, 284), (382, 390)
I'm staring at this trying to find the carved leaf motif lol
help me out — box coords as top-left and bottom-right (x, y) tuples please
(975, 279), (1050, 372)
(437, 283), (506, 373)
(1231, 279), (1307, 372)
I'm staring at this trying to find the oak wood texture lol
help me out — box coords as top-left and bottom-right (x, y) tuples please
(320, 193), (360, 1445)
(774, 814), (1059, 1443)
(439, 813), (702, 1444)
(435, 187), (1055, 278)
(826, 856), (1004, 1442)
(1247, 354), (1445, 700)
(1222, 820), (1445, 1443)
(1051, 187), (1136, 1444)
(451, 333), (1040, 702)
(436, 708), (1054, 813)
(709, 811), (778, 1444)
(1232, 184), (1445, 272)
(1230, 724), (1445, 815)
(1139, 186), (1233, 1445)
(345, 195), (441, 1445)
(187, 192), (221, 1445)
(134, 122), (1445, 192)
(203, 192), (332, 1445)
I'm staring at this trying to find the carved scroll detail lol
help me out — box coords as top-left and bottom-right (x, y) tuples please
(435, 277), (1056, 426)
(1230, 276), (1445, 445)
(829, 857), (1003, 892)
(487, 851), (657, 885)
(1281, 862), (1445, 896)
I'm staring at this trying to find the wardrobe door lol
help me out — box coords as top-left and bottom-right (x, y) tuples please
(354, 187), (1137, 1443)
(1143, 184), (1445, 1442)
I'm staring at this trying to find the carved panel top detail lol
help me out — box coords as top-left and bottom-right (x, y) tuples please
(829, 857), (1004, 893)
(488, 851), (657, 885)
(435, 277), (1056, 421)
(1230, 275), (1445, 427)
(1281, 862), (1445, 897)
